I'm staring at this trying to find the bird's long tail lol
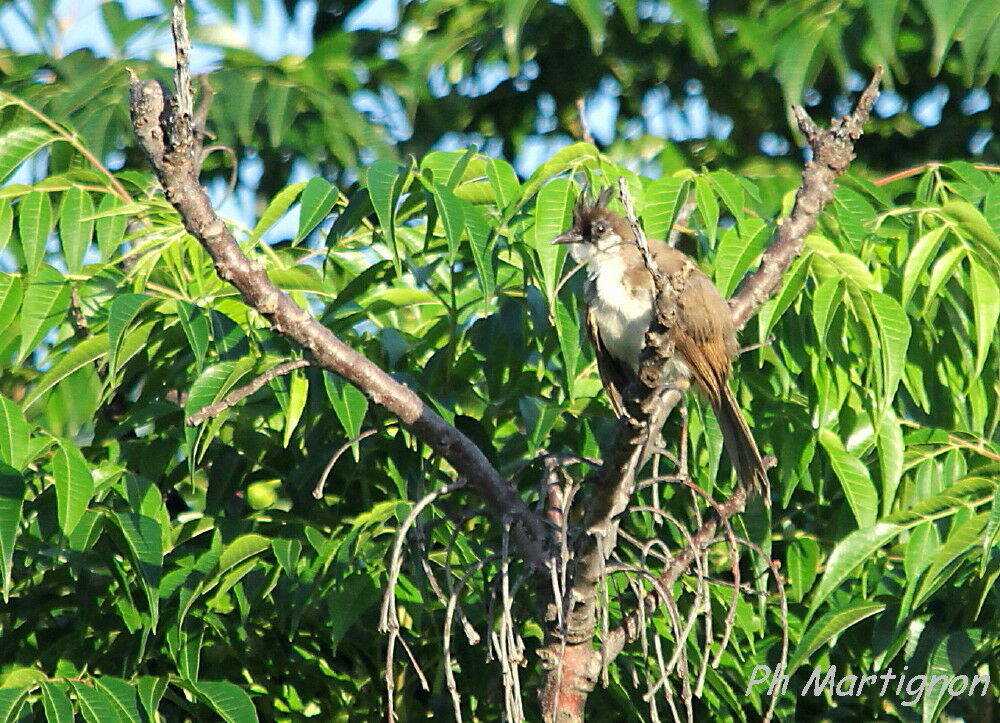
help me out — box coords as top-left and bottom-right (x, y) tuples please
(714, 385), (770, 504)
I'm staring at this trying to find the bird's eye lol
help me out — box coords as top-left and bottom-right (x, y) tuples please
(595, 223), (606, 235)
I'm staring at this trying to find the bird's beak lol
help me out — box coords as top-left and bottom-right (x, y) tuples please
(552, 230), (583, 245)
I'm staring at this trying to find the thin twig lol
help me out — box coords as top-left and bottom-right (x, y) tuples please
(186, 359), (311, 425)
(312, 427), (383, 499)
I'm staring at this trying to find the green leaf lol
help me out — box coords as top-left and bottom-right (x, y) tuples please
(93, 677), (144, 723)
(107, 293), (152, 377)
(533, 177), (576, 303)
(136, 677), (166, 720)
(759, 253), (810, 336)
(216, 533), (271, 577)
(568, 0), (606, 52)
(833, 186), (874, 249)
(323, 375), (368, 440)
(942, 199), (1000, 265)
(554, 293), (580, 399)
(502, 0), (540, 64)
(431, 183), (466, 263)
(968, 257), (999, 378)
(922, 244), (966, 316)
(0, 464), (26, 602)
(775, 19), (824, 116)
(708, 169), (745, 223)
(95, 194), (128, 262)
(806, 522), (900, 620)
(642, 176), (688, 242)
(818, 429), (878, 528)
(877, 412), (904, 517)
(265, 83), (294, 147)
(114, 512), (163, 626)
(53, 438), (95, 537)
(421, 149), (474, 189)
(669, 0), (719, 65)
(920, 0), (972, 75)
(295, 177), (338, 244)
(188, 681), (258, 723)
(786, 536), (820, 603)
(788, 602), (885, 673)
(985, 181), (1000, 233)
(486, 158), (521, 211)
(922, 631), (981, 722)
(901, 225), (949, 306)
(904, 521), (939, 582)
(366, 159), (412, 275)
(0, 202), (11, 255)
(176, 300), (211, 371)
(714, 219), (768, 297)
(522, 142), (598, 202)
(281, 369), (308, 448)
(0, 685), (31, 721)
(811, 278), (842, 348)
(17, 264), (70, 363)
(985, 487), (1000, 577)
(866, 0), (904, 78)
(18, 190), (53, 275)
(22, 333), (109, 410)
(0, 126), (55, 184)
(250, 181), (306, 244)
(887, 476), (996, 528)
(70, 680), (120, 723)
(465, 205), (496, 304)
(271, 538), (301, 577)
(913, 513), (988, 608)
(59, 188), (95, 274)
(39, 681), (74, 723)
(694, 175), (719, 246)
(0, 274), (22, 333)
(868, 291), (911, 405)
(0, 397), (30, 471)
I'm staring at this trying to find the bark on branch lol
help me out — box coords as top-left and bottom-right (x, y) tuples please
(540, 68), (882, 722)
(126, 0), (551, 568)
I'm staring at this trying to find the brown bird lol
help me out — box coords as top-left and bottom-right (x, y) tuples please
(554, 187), (768, 492)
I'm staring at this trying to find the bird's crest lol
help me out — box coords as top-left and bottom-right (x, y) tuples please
(572, 186), (615, 227)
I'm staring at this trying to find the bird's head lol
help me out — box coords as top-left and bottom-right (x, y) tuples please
(553, 187), (634, 262)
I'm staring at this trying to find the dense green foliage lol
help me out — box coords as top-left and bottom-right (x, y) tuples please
(1, 0), (998, 720)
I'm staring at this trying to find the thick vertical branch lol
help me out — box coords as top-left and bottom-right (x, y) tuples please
(539, 69), (882, 722)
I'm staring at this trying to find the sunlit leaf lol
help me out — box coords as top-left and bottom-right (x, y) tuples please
(295, 177), (338, 244)
(53, 438), (95, 537)
(534, 177), (576, 304)
(789, 602), (885, 673)
(188, 681), (258, 722)
(642, 175), (688, 242)
(18, 264), (70, 364)
(18, 190), (53, 275)
(59, 187), (95, 274)
(819, 429), (878, 529)
(250, 181), (306, 244)
(0, 397), (30, 471)
(0, 126), (55, 184)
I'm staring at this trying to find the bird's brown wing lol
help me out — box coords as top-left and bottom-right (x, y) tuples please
(670, 272), (734, 408)
(585, 303), (635, 418)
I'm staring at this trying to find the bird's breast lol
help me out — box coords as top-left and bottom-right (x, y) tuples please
(586, 254), (692, 383)
(588, 255), (655, 372)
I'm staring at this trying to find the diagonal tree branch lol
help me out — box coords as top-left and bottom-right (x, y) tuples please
(729, 69), (883, 329)
(540, 68), (883, 722)
(126, 0), (551, 568)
